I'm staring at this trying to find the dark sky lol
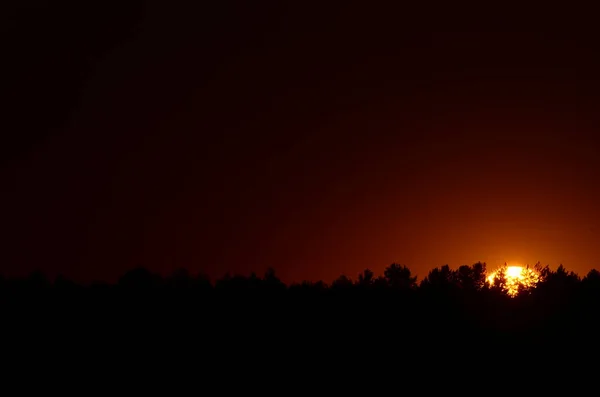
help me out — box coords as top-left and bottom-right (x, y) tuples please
(2, 1), (600, 283)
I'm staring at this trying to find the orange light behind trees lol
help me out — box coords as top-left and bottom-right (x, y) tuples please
(487, 265), (540, 296)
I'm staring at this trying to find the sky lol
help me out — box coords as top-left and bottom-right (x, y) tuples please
(2, 1), (600, 283)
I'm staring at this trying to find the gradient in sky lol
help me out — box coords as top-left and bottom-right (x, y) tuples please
(2, 2), (599, 283)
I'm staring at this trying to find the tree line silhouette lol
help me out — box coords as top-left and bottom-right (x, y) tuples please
(2, 262), (599, 364)
(2, 263), (598, 322)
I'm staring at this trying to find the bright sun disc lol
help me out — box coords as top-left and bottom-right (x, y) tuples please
(487, 265), (539, 296)
(505, 266), (524, 278)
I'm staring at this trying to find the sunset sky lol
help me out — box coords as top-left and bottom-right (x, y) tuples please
(2, 2), (599, 283)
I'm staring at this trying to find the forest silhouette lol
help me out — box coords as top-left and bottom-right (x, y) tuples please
(3, 262), (599, 355)
(2, 263), (599, 386)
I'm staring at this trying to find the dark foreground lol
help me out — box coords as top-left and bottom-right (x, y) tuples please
(1, 264), (599, 384)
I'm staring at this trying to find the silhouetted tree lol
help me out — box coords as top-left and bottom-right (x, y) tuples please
(263, 267), (286, 291)
(535, 263), (552, 283)
(331, 275), (353, 290)
(27, 270), (51, 290)
(168, 268), (193, 289)
(372, 275), (389, 289)
(580, 269), (600, 308)
(582, 269), (600, 289)
(192, 272), (212, 291)
(535, 264), (580, 297)
(118, 267), (162, 290)
(54, 274), (77, 290)
(420, 265), (455, 294)
(357, 269), (374, 287)
(383, 263), (417, 290)
(491, 263), (508, 293)
(471, 262), (487, 290)
(514, 264), (538, 296)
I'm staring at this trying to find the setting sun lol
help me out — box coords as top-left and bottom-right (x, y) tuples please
(487, 265), (539, 296)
